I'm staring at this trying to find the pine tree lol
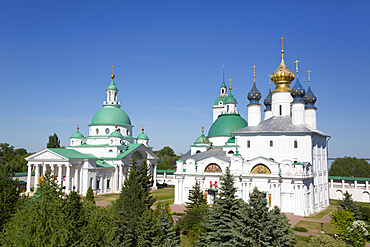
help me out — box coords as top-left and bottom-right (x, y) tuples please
(63, 189), (85, 245)
(178, 181), (208, 246)
(1, 170), (70, 246)
(138, 159), (156, 207)
(137, 209), (162, 247)
(111, 159), (160, 246)
(157, 204), (179, 247)
(198, 166), (242, 246)
(337, 191), (361, 220)
(85, 186), (95, 204)
(268, 206), (295, 246)
(0, 165), (20, 231)
(47, 133), (61, 148)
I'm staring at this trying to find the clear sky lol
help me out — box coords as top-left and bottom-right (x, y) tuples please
(1, 1), (369, 157)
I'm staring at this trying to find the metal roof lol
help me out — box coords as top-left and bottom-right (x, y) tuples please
(179, 147), (230, 163)
(234, 116), (329, 137)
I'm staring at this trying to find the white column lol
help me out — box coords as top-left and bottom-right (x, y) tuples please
(58, 164), (63, 187)
(330, 179), (333, 188)
(74, 165), (79, 191)
(119, 164), (123, 190)
(102, 176), (106, 193)
(35, 164), (40, 189)
(42, 163), (47, 176)
(354, 180), (358, 189)
(50, 164), (55, 176)
(341, 179), (344, 189)
(152, 162), (157, 190)
(66, 164), (71, 193)
(366, 181), (369, 190)
(27, 163), (32, 192)
(114, 165), (119, 192)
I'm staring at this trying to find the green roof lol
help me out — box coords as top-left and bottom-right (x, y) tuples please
(195, 133), (210, 144)
(101, 143), (142, 160)
(328, 176), (370, 181)
(223, 93), (237, 103)
(157, 170), (176, 173)
(48, 148), (97, 159)
(90, 106), (131, 126)
(109, 129), (123, 138)
(208, 113), (248, 137)
(227, 136), (235, 143)
(70, 130), (84, 139)
(107, 80), (118, 90)
(137, 132), (149, 140)
(96, 159), (114, 168)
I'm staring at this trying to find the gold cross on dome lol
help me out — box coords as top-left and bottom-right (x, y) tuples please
(234, 126), (236, 132)
(202, 126), (204, 133)
(293, 60), (300, 77)
(223, 64), (225, 69)
(306, 70), (312, 86)
(252, 65), (257, 82)
(279, 37), (286, 50)
(111, 65), (115, 73)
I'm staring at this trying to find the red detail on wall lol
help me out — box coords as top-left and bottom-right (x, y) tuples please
(63, 176), (65, 182)
(214, 181), (218, 188)
(210, 181), (213, 188)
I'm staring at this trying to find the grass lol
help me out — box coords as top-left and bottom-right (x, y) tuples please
(179, 235), (192, 247)
(303, 208), (334, 219)
(95, 196), (118, 202)
(151, 188), (175, 201)
(294, 221), (335, 234)
(94, 193), (120, 198)
(154, 199), (174, 208)
(295, 234), (310, 247)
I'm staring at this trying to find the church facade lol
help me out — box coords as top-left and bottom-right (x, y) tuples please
(174, 44), (329, 216)
(25, 71), (158, 196)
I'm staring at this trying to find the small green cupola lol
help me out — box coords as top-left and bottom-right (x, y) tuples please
(137, 126), (150, 146)
(109, 124), (124, 145)
(194, 127), (211, 145)
(104, 66), (120, 106)
(70, 125), (84, 146)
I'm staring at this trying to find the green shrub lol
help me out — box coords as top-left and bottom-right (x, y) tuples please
(293, 226), (309, 232)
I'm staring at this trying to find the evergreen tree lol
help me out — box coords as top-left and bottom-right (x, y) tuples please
(198, 166), (242, 246)
(137, 209), (162, 247)
(0, 165), (20, 231)
(308, 234), (346, 247)
(138, 159), (156, 207)
(337, 191), (361, 219)
(268, 206), (295, 246)
(85, 186), (95, 204)
(1, 170), (70, 246)
(81, 201), (114, 246)
(157, 204), (179, 247)
(63, 188), (85, 245)
(178, 181), (208, 246)
(111, 160), (159, 246)
(47, 133), (61, 148)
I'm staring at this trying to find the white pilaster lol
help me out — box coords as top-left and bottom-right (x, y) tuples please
(247, 104), (261, 126)
(27, 163), (32, 192)
(119, 164), (123, 190)
(74, 165), (79, 191)
(114, 165), (119, 192)
(292, 103), (305, 125)
(151, 161), (157, 190)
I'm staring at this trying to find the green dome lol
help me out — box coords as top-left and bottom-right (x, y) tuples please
(208, 113), (247, 137)
(227, 135), (235, 144)
(109, 129), (123, 138)
(214, 96), (225, 106)
(70, 130), (84, 139)
(137, 132), (149, 140)
(107, 80), (118, 90)
(91, 106), (131, 126)
(224, 94), (237, 103)
(195, 133), (210, 144)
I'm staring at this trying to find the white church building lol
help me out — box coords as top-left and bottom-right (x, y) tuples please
(25, 71), (158, 196)
(174, 43), (330, 216)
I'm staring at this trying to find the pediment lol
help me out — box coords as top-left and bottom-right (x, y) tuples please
(26, 149), (68, 162)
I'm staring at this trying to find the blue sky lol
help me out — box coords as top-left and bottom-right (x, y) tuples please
(1, 1), (369, 157)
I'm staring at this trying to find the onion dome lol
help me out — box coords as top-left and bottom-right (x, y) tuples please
(70, 125), (84, 139)
(195, 127), (210, 144)
(208, 113), (247, 137)
(303, 86), (317, 109)
(224, 85), (237, 103)
(264, 83), (272, 111)
(107, 80), (118, 90)
(247, 82), (262, 105)
(291, 78), (306, 103)
(137, 126), (149, 140)
(270, 41), (295, 92)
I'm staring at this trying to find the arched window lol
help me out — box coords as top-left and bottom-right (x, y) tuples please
(204, 163), (222, 173)
(196, 150), (201, 153)
(228, 150), (234, 154)
(251, 164), (271, 174)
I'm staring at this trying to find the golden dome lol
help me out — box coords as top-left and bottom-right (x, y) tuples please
(271, 50), (295, 92)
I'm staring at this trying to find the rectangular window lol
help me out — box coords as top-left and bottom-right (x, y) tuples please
(247, 140), (250, 148)
(270, 140), (273, 147)
(96, 180), (100, 190)
(279, 105), (282, 116)
(294, 140), (298, 148)
(107, 179), (110, 189)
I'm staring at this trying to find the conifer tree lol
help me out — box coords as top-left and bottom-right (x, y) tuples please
(157, 204), (179, 247)
(63, 189), (85, 245)
(138, 159), (156, 207)
(268, 206), (295, 246)
(178, 181), (208, 245)
(1, 170), (70, 246)
(337, 191), (361, 220)
(137, 209), (162, 247)
(85, 186), (95, 204)
(198, 166), (242, 246)
(111, 160), (159, 246)
(0, 165), (20, 231)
